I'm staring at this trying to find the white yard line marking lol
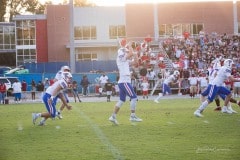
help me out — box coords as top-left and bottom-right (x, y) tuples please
(74, 107), (124, 160)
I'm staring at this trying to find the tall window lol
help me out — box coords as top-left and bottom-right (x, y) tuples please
(17, 49), (36, 66)
(16, 20), (35, 45)
(159, 23), (203, 37)
(74, 26), (96, 40)
(0, 24), (15, 50)
(109, 25), (126, 39)
(76, 52), (97, 61)
(238, 22), (240, 34)
(15, 20), (36, 65)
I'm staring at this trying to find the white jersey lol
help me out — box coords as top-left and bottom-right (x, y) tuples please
(211, 66), (232, 86)
(55, 70), (63, 80)
(208, 59), (221, 84)
(117, 47), (131, 83)
(208, 68), (218, 84)
(46, 79), (68, 96)
(163, 74), (177, 85)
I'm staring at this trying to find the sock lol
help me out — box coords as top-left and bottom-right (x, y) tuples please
(40, 118), (46, 124)
(112, 113), (116, 118)
(37, 113), (41, 117)
(215, 98), (220, 106)
(199, 100), (209, 111)
(130, 113), (135, 117)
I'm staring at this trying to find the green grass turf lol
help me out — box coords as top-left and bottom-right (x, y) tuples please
(0, 98), (240, 160)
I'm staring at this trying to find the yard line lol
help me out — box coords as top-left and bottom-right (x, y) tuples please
(74, 107), (124, 160)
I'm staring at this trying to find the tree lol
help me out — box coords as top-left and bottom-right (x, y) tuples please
(0, 0), (7, 21)
(63, 0), (95, 7)
(3, 0), (47, 22)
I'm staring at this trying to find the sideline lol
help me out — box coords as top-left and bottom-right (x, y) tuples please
(3, 92), (193, 104)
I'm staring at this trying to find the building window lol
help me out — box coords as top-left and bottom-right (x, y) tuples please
(109, 25), (126, 39)
(76, 53), (98, 61)
(74, 26), (96, 40)
(238, 22), (240, 34)
(16, 20), (36, 45)
(16, 49), (36, 66)
(159, 23), (203, 37)
(0, 25), (15, 50)
(15, 20), (36, 65)
(191, 24), (203, 35)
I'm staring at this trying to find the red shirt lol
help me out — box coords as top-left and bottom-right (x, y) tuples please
(22, 82), (27, 91)
(0, 83), (6, 93)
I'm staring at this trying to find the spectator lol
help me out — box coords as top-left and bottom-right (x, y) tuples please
(31, 79), (36, 101)
(44, 78), (50, 91)
(105, 79), (114, 102)
(188, 73), (199, 98)
(21, 80), (27, 100)
(0, 82), (6, 104)
(12, 79), (22, 103)
(141, 79), (149, 99)
(99, 73), (108, 92)
(36, 81), (44, 92)
(80, 75), (90, 96)
(147, 69), (156, 89)
(233, 72), (240, 98)
(72, 80), (81, 102)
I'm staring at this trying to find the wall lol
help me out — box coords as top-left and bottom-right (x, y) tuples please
(36, 20), (48, 62)
(125, 1), (236, 36)
(47, 5), (70, 62)
(23, 60), (118, 73)
(6, 72), (118, 93)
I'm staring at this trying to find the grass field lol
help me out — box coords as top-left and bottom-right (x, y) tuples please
(0, 98), (240, 160)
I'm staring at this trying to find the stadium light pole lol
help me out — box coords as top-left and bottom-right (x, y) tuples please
(153, 3), (159, 42)
(233, 0), (238, 35)
(69, 0), (76, 73)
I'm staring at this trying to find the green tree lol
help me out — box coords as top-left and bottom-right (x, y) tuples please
(2, 0), (96, 22)
(63, 0), (95, 7)
(4, 0), (47, 22)
(0, 0), (7, 21)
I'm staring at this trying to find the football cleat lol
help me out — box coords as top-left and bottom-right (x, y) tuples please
(129, 115), (143, 122)
(56, 112), (63, 119)
(38, 121), (45, 126)
(109, 116), (119, 125)
(194, 110), (203, 117)
(221, 106), (232, 114)
(228, 106), (237, 114)
(154, 99), (159, 103)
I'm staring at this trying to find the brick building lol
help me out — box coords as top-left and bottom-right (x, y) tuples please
(0, 1), (239, 73)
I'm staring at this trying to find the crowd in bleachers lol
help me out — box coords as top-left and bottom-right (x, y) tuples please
(130, 31), (240, 97)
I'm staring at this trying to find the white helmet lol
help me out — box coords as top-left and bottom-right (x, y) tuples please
(61, 65), (70, 72)
(223, 59), (234, 69)
(173, 70), (180, 76)
(61, 72), (72, 83)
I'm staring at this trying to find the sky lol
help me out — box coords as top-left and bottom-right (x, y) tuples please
(39, 0), (236, 6)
